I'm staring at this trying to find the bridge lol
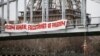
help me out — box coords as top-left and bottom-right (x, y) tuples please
(0, 0), (100, 38)
(0, 0), (100, 56)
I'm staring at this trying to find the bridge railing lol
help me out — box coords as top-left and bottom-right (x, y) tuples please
(68, 17), (100, 27)
(90, 17), (100, 25)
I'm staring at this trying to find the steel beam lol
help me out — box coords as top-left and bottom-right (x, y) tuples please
(30, 0), (33, 23)
(24, 0), (27, 23)
(0, 0), (16, 7)
(45, 0), (49, 22)
(1, 0), (4, 32)
(81, 0), (87, 26)
(15, 0), (18, 24)
(7, 0), (10, 23)
(42, 0), (45, 22)
(61, 0), (66, 19)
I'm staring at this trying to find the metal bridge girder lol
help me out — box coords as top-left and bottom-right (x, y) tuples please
(0, 0), (16, 7)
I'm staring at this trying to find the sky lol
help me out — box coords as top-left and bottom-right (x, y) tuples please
(0, 0), (100, 23)
(87, 0), (100, 24)
(87, 0), (100, 17)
